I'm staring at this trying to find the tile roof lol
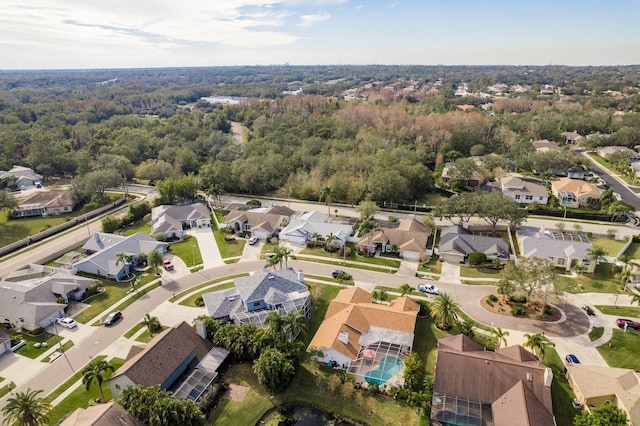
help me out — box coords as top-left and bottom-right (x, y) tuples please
(551, 178), (602, 198)
(108, 322), (213, 388)
(434, 335), (553, 426)
(532, 139), (561, 152)
(16, 188), (74, 210)
(359, 219), (431, 253)
(308, 287), (418, 362)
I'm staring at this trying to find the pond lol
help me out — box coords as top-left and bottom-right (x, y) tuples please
(260, 405), (356, 426)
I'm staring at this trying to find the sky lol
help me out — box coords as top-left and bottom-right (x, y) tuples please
(1, 0), (639, 70)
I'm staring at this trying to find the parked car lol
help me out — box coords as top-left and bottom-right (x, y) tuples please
(57, 317), (77, 329)
(616, 318), (640, 330)
(103, 311), (122, 326)
(418, 284), (439, 295)
(162, 258), (174, 271)
(248, 236), (259, 245)
(332, 270), (352, 280)
(565, 354), (580, 364)
(582, 305), (596, 316)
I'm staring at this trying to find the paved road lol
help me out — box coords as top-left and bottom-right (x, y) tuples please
(579, 149), (640, 208)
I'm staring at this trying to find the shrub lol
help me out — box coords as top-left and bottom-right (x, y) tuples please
(468, 252), (487, 266)
(388, 215), (398, 222)
(419, 254), (432, 263)
(511, 305), (526, 316)
(195, 296), (205, 307)
(485, 300), (494, 307)
(509, 295), (527, 304)
(56, 297), (66, 304)
(10, 336), (21, 346)
(488, 294), (498, 302)
(543, 305), (553, 316)
(246, 199), (262, 206)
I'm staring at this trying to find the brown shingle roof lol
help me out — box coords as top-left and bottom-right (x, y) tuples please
(308, 288), (418, 361)
(492, 381), (555, 426)
(109, 322), (212, 388)
(18, 188), (74, 209)
(60, 402), (144, 426)
(551, 178), (602, 198)
(434, 335), (553, 426)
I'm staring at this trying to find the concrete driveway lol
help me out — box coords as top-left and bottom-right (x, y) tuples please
(186, 227), (223, 268)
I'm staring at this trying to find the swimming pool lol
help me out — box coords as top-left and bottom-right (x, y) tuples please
(364, 356), (403, 386)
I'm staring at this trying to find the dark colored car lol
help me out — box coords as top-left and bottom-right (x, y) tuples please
(332, 270), (352, 280)
(565, 354), (580, 364)
(582, 306), (596, 316)
(103, 311), (122, 326)
(616, 318), (640, 330)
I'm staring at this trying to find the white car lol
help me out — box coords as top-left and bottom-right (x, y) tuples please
(57, 317), (77, 329)
(248, 236), (259, 245)
(418, 284), (439, 295)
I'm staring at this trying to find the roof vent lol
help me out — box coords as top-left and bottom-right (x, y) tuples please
(527, 373), (533, 382)
(228, 297), (236, 301)
(268, 275), (275, 279)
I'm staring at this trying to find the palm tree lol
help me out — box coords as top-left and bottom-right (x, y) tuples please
(491, 327), (510, 349)
(523, 332), (554, 358)
(586, 246), (608, 268)
(265, 311), (286, 341)
(430, 292), (462, 330)
(358, 217), (379, 256)
(1, 388), (52, 426)
(399, 283), (413, 296)
(147, 249), (163, 274)
(496, 279), (515, 302)
(620, 270), (632, 291)
(265, 253), (279, 270)
(115, 252), (128, 267)
(455, 320), (475, 338)
(141, 313), (161, 335)
(283, 311), (307, 341)
(631, 292), (640, 307)
(619, 254), (632, 271)
(310, 232), (321, 247)
(136, 252), (147, 266)
(372, 289), (388, 303)
(324, 232), (336, 251)
(81, 359), (115, 403)
(319, 185), (333, 216)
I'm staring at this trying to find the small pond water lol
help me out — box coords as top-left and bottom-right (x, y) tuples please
(260, 405), (356, 426)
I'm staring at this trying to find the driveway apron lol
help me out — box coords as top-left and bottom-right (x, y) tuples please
(186, 227), (223, 268)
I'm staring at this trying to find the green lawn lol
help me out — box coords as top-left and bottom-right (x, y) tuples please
(48, 357), (125, 425)
(213, 230), (246, 259)
(73, 280), (137, 324)
(418, 257), (442, 274)
(624, 242), (640, 260)
(0, 382), (15, 399)
(459, 266), (502, 279)
(44, 356), (107, 404)
(595, 305), (640, 318)
(305, 273), (353, 286)
(168, 235), (203, 267)
(305, 282), (341, 343)
(135, 326), (169, 343)
(12, 331), (63, 359)
(590, 237), (628, 258)
(589, 327), (604, 342)
(41, 341), (75, 363)
(413, 317), (451, 373)
(597, 329), (640, 369)
(180, 282), (236, 307)
(560, 263), (622, 294)
(586, 153), (636, 185)
(300, 245), (401, 268)
(541, 348), (580, 426)
(294, 255), (394, 274)
(208, 362), (422, 426)
(121, 220), (151, 236)
(421, 192), (448, 206)
(461, 279), (500, 285)
(123, 323), (144, 339)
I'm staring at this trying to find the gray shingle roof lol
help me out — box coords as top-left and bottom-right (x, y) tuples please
(235, 268), (306, 304)
(202, 289), (243, 318)
(518, 227), (592, 260)
(439, 225), (509, 258)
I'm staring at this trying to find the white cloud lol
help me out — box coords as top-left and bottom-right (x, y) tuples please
(388, 2), (399, 8)
(354, 5), (364, 11)
(298, 12), (331, 28)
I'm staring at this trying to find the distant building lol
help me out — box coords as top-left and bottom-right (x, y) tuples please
(358, 218), (431, 260)
(151, 203), (211, 240)
(13, 188), (75, 218)
(279, 211), (354, 248)
(438, 225), (510, 265)
(60, 402), (144, 426)
(500, 175), (548, 205)
(561, 131), (584, 144)
(517, 226), (595, 273)
(532, 139), (561, 153)
(223, 205), (295, 241)
(597, 146), (640, 162)
(551, 178), (602, 208)
(0, 165), (42, 188)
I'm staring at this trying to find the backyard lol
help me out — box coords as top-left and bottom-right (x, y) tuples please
(590, 236), (628, 258)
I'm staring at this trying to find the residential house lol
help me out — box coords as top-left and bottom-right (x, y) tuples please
(223, 205), (295, 240)
(0, 165), (42, 187)
(561, 131), (584, 145)
(500, 175), (548, 205)
(567, 166), (586, 180)
(597, 146), (640, 162)
(441, 162), (484, 190)
(279, 211), (355, 248)
(60, 402), (144, 426)
(566, 364), (640, 424)
(532, 139), (561, 153)
(203, 268), (311, 328)
(631, 162), (640, 179)
(73, 232), (167, 281)
(0, 265), (94, 330)
(551, 178), (602, 208)
(431, 334), (554, 426)
(358, 218), (431, 260)
(108, 321), (229, 402)
(438, 225), (510, 265)
(0, 331), (11, 355)
(151, 203), (211, 240)
(308, 287), (418, 387)
(518, 226), (595, 273)
(13, 188), (75, 218)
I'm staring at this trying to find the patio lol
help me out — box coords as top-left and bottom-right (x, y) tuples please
(346, 341), (408, 388)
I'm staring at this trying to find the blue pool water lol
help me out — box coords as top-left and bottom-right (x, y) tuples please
(364, 356), (403, 386)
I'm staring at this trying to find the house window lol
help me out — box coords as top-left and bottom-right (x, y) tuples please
(557, 258), (566, 266)
(525, 195), (533, 200)
(539, 196), (544, 201)
(253, 301), (260, 307)
(515, 195), (521, 200)
(115, 384), (121, 390)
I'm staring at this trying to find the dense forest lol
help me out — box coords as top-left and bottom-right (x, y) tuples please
(1, 65), (640, 205)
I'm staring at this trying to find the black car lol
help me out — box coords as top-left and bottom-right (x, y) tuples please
(332, 270), (352, 280)
(582, 306), (596, 316)
(565, 354), (580, 364)
(103, 311), (122, 326)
